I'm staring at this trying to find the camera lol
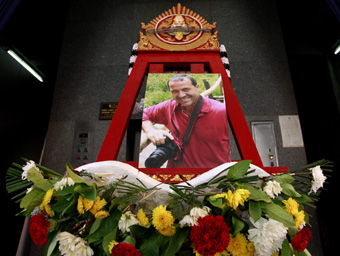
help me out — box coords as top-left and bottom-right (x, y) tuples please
(145, 137), (179, 168)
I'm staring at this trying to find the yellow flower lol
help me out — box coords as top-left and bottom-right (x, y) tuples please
(40, 188), (55, 216)
(294, 210), (305, 228)
(214, 189), (250, 210)
(152, 205), (175, 236)
(227, 233), (254, 256)
(77, 195), (85, 214)
(95, 210), (110, 219)
(282, 198), (305, 228)
(108, 240), (119, 253)
(83, 197), (94, 211)
(137, 208), (149, 226)
(271, 251), (280, 256)
(89, 196), (107, 215)
(282, 198), (299, 215)
(158, 225), (176, 236)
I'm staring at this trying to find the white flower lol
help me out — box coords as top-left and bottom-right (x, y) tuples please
(248, 217), (288, 256)
(57, 232), (94, 256)
(190, 206), (211, 222)
(179, 215), (195, 228)
(54, 177), (75, 191)
(309, 165), (327, 194)
(179, 206), (211, 227)
(22, 160), (40, 181)
(263, 181), (282, 199)
(118, 211), (140, 233)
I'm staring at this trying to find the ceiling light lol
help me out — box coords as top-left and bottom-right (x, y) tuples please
(7, 49), (44, 82)
(334, 44), (340, 55)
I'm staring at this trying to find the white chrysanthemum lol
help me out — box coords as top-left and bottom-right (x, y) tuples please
(118, 211), (140, 233)
(57, 232), (94, 256)
(179, 206), (211, 227)
(54, 177), (75, 191)
(248, 217), (288, 256)
(309, 165), (327, 194)
(22, 160), (40, 181)
(263, 181), (282, 199)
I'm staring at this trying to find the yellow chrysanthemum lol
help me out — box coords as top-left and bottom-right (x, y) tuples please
(108, 240), (119, 253)
(137, 208), (149, 226)
(40, 188), (55, 216)
(77, 195), (85, 214)
(83, 197), (95, 211)
(282, 198), (305, 228)
(294, 210), (305, 228)
(215, 189), (250, 210)
(282, 198), (299, 215)
(89, 196), (107, 215)
(44, 204), (55, 217)
(40, 188), (54, 206)
(227, 233), (254, 256)
(271, 251), (279, 256)
(152, 205), (175, 236)
(158, 225), (176, 236)
(194, 248), (229, 256)
(95, 210), (110, 219)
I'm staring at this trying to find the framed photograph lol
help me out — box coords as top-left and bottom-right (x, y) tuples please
(139, 73), (231, 169)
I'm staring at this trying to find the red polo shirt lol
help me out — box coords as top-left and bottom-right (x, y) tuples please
(143, 96), (231, 168)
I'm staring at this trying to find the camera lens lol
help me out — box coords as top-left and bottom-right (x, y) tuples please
(144, 137), (178, 168)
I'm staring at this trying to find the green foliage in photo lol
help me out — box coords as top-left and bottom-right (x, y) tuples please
(144, 73), (223, 108)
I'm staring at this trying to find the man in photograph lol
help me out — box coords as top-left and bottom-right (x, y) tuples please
(142, 74), (231, 168)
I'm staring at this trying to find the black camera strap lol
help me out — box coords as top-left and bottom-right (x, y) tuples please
(172, 95), (204, 162)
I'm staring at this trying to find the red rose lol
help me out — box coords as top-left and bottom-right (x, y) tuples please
(111, 242), (141, 256)
(28, 212), (50, 246)
(190, 214), (230, 256)
(292, 227), (313, 252)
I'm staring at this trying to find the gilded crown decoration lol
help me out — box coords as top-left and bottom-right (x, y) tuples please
(138, 3), (219, 51)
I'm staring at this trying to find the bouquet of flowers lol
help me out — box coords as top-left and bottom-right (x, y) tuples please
(6, 158), (331, 256)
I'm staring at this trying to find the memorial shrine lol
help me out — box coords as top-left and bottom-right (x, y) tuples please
(97, 3), (289, 182)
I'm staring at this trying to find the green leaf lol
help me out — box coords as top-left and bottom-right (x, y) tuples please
(226, 160), (252, 180)
(232, 215), (245, 236)
(74, 183), (97, 201)
(46, 232), (60, 256)
(102, 226), (117, 254)
(249, 200), (262, 222)
(263, 203), (295, 227)
(163, 227), (190, 256)
(275, 174), (295, 184)
(54, 185), (75, 196)
(66, 164), (90, 186)
(140, 232), (159, 256)
(123, 236), (136, 246)
(280, 238), (293, 256)
(208, 196), (224, 208)
(281, 183), (301, 197)
(27, 168), (54, 191)
(129, 225), (150, 239)
(88, 210), (121, 244)
(20, 187), (45, 213)
(243, 183), (271, 203)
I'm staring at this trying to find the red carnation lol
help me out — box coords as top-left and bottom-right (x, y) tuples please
(190, 214), (230, 256)
(292, 227), (313, 252)
(28, 212), (50, 246)
(111, 242), (141, 256)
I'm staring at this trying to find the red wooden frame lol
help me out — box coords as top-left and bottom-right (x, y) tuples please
(96, 51), (289, 180)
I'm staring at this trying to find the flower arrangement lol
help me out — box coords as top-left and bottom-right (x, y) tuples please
(6, 158), (331, 256)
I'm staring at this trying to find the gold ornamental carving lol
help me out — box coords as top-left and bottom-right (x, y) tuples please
(138, 3), (219, 51)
